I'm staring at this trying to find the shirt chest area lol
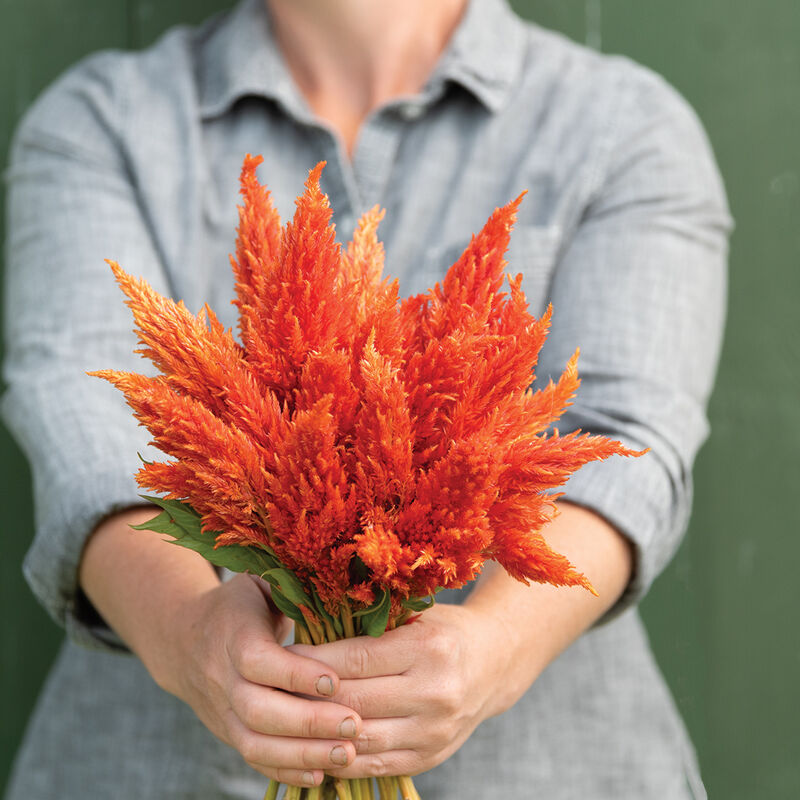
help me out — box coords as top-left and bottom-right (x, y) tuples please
(143, 96), (582, 328)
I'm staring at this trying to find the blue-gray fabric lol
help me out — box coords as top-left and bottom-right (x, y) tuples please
(2, 0), (730, 797)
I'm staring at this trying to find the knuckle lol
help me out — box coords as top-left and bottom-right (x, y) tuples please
(424, 629), (455, 663)
(299, 709), (318, 740)
(364, 753), (390, 778)
(345, 642), (371, 676)
(431, 718), (458, 750)
(436, 679), (463, 714)
(232, 687), (260, 729)
(398, 750), (423, 775)
(339, 688), (367, 718)
(298, 747), (331, 769)
(284, 660), (308, 694)
(234, 641), (261, 681)
(274, 768), (308, 786)
(228, 723), (248, 752)
(300, 744), (323, 770)
(273, 768), (294, 784)
(237, 735), (261, 766)
(226, 634), (247, 674)
(354, 729), (376, 754)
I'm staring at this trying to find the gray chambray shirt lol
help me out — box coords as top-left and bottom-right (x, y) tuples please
(2, 0), (731, 797)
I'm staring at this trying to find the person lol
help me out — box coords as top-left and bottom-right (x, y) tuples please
(2, 0), (731, 797)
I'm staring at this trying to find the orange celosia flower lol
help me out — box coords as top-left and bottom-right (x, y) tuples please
(92, 154), (644, 615)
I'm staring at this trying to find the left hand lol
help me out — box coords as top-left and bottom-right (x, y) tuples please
(286, 504), (634, 780)
(287, 602), (517, 779)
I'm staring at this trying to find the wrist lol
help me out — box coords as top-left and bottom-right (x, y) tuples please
(463, 587), (541, 719)
(143, 579), (217, 699)
(79, 506), (221, 693)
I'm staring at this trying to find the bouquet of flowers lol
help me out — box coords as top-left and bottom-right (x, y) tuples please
(91, 155), (642, 800)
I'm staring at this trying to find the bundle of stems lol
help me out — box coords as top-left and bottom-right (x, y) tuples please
(264, 772), (419, 800)
(263, 604), (421, 800)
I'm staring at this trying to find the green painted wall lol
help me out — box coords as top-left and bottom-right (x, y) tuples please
(511, 3), (800, 797)
(0, 0), (237, 788)
(2, 1), (798, 796)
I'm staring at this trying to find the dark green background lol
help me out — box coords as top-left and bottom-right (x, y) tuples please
(1, 1), (797, 796)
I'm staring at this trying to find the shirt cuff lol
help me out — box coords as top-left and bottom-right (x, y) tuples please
(21, 460), (151, 653)
(558, 433), (692, 625)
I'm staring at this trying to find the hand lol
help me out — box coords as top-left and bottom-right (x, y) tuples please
(287, 602), (512, 779)
(81, 509), (365, 788)
(162, 573), (364, 787)
(172, 503), (632, 783)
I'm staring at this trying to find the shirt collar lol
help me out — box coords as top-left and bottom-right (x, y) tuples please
(197, 0), (526, 120)
(432, 0), (527, 112)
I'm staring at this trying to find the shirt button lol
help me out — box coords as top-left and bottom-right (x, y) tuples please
(398, 102), (424, 121)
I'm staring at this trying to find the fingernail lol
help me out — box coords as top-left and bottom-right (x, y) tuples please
(330, 745), (348, 766)
(338, 717), (357, 738)
(315, 675), (334, 697)
(302, 771), (315, 786)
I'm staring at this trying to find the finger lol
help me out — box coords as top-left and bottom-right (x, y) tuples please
(334, 676), (417, 719)
(288, 629), (416, 680)
(325, 748), (421, 781)
(229, 682), (361, 740)
(262, 768), (324, 790)
(232, 724), (358, 772)
(229, 636), (340, 698)
(352, 717), (421, 756)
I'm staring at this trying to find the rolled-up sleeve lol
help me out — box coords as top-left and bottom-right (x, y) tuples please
(535, 66), (733, 621)
(2, 53), (168, 650)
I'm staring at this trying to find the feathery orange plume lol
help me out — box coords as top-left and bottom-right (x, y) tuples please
(93, 155), (646, 618)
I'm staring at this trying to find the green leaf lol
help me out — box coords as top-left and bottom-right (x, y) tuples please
(133, 496), (276, 576)
(269, 587), (306, 625)
(253, 547), (282, 571)
(310, 589), (344, 638)
(402, 594), (437, 612)
(167, 538), (276, 575)
(262, 568), (313, 609)
(359, 589), (391, 637)
(130, 509), (183, 537)
(137, 495), (203, 533)
(351, 591), (379, 618)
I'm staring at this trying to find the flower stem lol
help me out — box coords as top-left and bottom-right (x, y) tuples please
(306, 614), (326, 644)
(397, 776), (420, 800)
(322, 615), (337, 642)
(322, 777), (338, 800)
(335, 778), (355, 800)
(358, 778), (373, 800)
(394, 610), (412, 627)
(286, 784), (303, 800)
(254, 505), (275, 544)
(376, 777), (394, 800)
(341, 601), (356, 639)
(308, 785), (322, 800)
(295, 620), (313, 645)
(263, 779), (280, 800)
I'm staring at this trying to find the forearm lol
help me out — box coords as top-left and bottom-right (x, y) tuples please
(465, 500), (634, 717)
(80, 507), (365, 785)
(78, 506), (221, 688)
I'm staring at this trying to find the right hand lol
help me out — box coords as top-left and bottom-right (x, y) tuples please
(155, 573), (362, 788)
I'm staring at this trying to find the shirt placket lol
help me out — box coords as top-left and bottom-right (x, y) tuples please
(350, 100), (430, 214)
(351, 110), (404, 213)
(268, 77), (438, 236)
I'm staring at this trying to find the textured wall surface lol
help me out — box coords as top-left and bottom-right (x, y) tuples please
(515, 3), (800, 797)
(2, 1), (798, 796)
